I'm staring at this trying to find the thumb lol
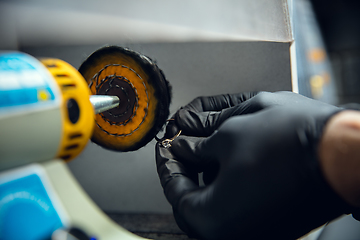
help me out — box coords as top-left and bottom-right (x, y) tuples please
(171, 135), (217, 173)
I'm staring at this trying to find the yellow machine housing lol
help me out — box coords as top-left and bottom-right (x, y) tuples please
(0, 52), (148, 240)
(41, 58), (94, 162)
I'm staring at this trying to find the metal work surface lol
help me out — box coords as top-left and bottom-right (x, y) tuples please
(106, 213), (196, 240)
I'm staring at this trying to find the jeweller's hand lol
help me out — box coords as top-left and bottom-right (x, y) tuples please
(156, 91), (355, 240)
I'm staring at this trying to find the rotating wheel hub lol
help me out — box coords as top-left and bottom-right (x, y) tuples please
(97, 73), (138, 125)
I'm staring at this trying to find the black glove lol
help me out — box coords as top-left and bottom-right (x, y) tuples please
(156, 91), (353, 240)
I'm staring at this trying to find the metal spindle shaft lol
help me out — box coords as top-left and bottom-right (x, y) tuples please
(89, 95), (120, 114)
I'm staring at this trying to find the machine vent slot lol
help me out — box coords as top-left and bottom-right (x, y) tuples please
(69, 133), (83, 139)
(61, 83), (76, 88)
(56, 74), (69, 78)
(60, 155), (71, 160)
(46, 64), (58, 68)
(65, 144), (79, 150)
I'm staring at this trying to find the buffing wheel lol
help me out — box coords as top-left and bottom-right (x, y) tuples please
(79, 46), (171, 152)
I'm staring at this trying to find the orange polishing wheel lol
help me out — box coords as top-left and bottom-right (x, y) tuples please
(78, 46), (171, 152)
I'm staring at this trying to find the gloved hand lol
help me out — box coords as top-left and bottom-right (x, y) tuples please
(156, 91), (354, 240)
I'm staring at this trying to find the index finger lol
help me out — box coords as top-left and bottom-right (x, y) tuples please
(183, 92), (259, 112)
